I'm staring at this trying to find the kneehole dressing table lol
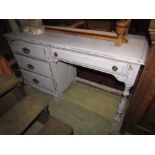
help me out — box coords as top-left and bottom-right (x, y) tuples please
(5, 31), (148, 122)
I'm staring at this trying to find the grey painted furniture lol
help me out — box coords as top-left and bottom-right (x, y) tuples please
(5, 31), (148, 121)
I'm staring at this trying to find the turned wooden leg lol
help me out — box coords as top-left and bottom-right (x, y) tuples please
(53, 93), (63, 102)
(114, 84), (131, 122)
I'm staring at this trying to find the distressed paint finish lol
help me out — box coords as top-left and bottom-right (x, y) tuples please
(5, 31), (148, 121)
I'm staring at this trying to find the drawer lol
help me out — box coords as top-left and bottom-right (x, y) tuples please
(15, 54), (52, 77)
(50, 48), (128, 75)
(10, 40), (48, 60)
(21, 69), (55, 91)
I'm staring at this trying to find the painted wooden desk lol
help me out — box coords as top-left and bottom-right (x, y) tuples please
(5, 31), (148, 121)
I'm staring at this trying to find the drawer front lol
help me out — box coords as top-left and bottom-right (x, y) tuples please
(21, 69), (55, 91)
(50, 48), (128, 75)
(10, 40), (48, 60)
(15, 54), (52, 77)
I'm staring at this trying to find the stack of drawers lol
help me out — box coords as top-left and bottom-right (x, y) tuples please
(9, 40), (56, 95)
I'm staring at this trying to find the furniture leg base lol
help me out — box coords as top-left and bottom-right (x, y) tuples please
(114, 112), (123, 122)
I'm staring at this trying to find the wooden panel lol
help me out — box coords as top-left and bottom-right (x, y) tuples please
(0, 95), (48, 135)
(121, 47), (155, 134)
(0, 87), (26, 118)
(0, 56), (14, 75)
(0, 74), (19, 96)
(38, 118), (73, 135)
(149, 20), (155, 45)
(140, 96), (155, 132)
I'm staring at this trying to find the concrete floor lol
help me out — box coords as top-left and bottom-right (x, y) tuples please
(25, 81), (121, 135)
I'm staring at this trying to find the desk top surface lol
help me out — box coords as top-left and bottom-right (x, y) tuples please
(5, 31), (148, 64)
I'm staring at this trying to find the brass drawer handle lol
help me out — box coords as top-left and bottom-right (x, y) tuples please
(112, 66), (118, 71)
(22, 47), (30, 54)
(32, 78), (39, 84)
(27, 64), (34, 70)
(54, 52), (58, 57)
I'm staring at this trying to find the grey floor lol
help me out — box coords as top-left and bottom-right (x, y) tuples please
(24, 81), (122, 135)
